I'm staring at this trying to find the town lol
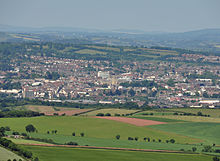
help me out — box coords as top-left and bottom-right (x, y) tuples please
(0, 52), (219, 108)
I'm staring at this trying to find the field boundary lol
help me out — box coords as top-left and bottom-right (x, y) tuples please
(21, 143), (195, 154)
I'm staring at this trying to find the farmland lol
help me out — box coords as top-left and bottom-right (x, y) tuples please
(1, 108), (220, 160)
(150, 122), (220, 145)
(21, 145), (213, 161)
(82, 108), (139, 116)
(13, 105), (90, 116)
(0, 116), (199, 144)
(0, 146), (24, 161)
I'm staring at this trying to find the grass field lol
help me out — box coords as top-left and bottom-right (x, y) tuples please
(82, 108), (138, 116)
(130, 116), (186, 123)
(0, 146), (24, 161)
(26, 133), (206, 152)
(0, 116), (200, 144)
(165, 108), (220, 118)
(14, 105), (77, 113)
(75, 49), (107, 55)
(150, 122), (220, 145)
(21, 145), (213, 161)
(6, 137), (53, 145)
(150, 115), (220, 123)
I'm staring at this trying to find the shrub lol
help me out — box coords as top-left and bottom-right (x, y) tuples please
(170, 139), (175, 144)
(12, 131), (19, 135)
(96, 113), (104, 116)
(105, 113), (111, 116)
(192, 147), (197, 152)
(116, 135), (120, 140)
(66, 141), (78, 145)
(128, 137), (134, 140)
(213, 156), (220, 161)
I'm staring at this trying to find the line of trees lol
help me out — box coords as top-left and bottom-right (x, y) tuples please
(0, 110), (44, 118)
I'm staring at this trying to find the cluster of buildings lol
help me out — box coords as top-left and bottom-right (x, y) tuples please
(0, 54), (220, 108)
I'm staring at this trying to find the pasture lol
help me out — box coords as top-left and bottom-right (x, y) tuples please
(0, 146), (24, 161)
(150, 122), (220, 145)
(0, 116), (200, 144)
(21, 145), (212, 161)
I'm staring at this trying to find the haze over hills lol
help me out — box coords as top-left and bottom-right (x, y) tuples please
(0, 24), (220, 54)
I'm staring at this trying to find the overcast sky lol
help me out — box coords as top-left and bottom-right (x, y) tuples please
(0, 0), (220, 32)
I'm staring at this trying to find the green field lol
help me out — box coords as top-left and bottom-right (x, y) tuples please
(149, 115), (220, 123)
(0, 116), (200, 144)
(150, 122), (220, 145)
(21, 145), (212, 161)
(0, 146), (24, 161)
(6, 137), (53, 145)
(130, 116), (186, 123)
(165, 108), (220, 118)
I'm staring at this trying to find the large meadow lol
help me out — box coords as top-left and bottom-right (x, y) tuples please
(1, 107), (220, 161)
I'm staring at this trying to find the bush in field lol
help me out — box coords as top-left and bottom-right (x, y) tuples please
(72, 132), (76, 136)
(34, 157), (39, 161)
(134, 137), (138, 141)
(105, 113), (111, 116)
(66, 141), (78, 145)
(192, 147), (197, 152)
(12, 131), (19, 135)
(116, 135), (120, 140)
(202, 145), (212, 152)
(128, 137), (134, 140)
(158, 139), (161, 142)
(170, 139), (175, 143)
(213, 156), (220, 161)
(114, 113), (120, 116)
(80, 132), (84, 137)
(96, 113), (104, 116)
(25, 124), (36, 133)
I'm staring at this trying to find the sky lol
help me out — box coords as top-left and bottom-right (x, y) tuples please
(0, 0), (220, 32)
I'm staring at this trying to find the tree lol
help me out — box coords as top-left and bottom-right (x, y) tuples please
(192, 147), (197, 152)
(80, 132), (84, 137)
(170, 139), (175, 144)
(72, 132), (75, 136)
(96, 113), (104, 116)
(128, 88), (136, 97)
(213, 156), (220, 161)
(203, 145), (212, 152)
(25, 124), (36, 133)
(134, 137), (138, 141)
(34, 157), (39, 161)
(105, 113), (111, 116)
(116, 135), (120, 140)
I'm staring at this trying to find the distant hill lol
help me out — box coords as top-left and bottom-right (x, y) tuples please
(0, 24), (220, 53)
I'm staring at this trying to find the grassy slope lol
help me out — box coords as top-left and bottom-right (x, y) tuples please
(150, 122), (220, 145)
(0, 116), (200, 144)
(27, 133), (204, 152)
(22, 145), (212, 161)
(0, 146), (24, 161)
